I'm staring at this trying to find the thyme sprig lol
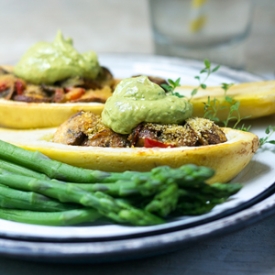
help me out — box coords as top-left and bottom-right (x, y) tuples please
(191, 59), (220, 99)
(161, 59), (220, 99)
(161, 78), (181, 93)
(161, 77), (184, 98)
(259, 126), (275, 146)
(162, 60), (250, 130)
(203, 81), (250, 129)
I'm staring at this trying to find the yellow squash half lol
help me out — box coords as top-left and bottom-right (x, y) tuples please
(0, 100), (104, 129)
(1, 80), (275, 129)
(0, 127), (259, 183)
(176, 80), (275, 121)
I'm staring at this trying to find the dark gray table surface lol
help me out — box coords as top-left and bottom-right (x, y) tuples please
(0, 213), (274, 275)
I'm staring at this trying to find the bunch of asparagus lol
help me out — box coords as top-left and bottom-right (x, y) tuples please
(0, 139), (242, 226)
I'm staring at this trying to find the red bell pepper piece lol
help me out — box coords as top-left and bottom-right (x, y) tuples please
(144, 137), (174, 148)
(15, 80), (25, 95)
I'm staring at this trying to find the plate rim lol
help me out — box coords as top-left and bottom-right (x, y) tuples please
(0, 188), (274, 263)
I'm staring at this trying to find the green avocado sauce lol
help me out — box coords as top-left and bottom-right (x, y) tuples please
(14, 31), (100, 84)
(101, 76), (193, 134)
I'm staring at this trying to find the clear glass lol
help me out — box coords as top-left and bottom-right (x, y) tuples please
(148, 0), (253, 69)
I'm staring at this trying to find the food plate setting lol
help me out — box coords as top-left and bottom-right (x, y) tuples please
(0, 53), (275, 263)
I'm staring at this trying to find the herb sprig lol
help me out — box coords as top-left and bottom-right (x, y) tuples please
(161, 59), (220, 99)
(203, 83), (250, 129)
(191, 59), (220, 99)
(161, 78), (184, 98)
(259, 126), (275, 146)
(162, 60), (246, 128)
(161, 78), (181, 93)
(198, 62), (251, 129)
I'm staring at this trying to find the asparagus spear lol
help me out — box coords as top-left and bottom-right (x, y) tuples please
(202, 182), (243, 198)
(174, 182), (242, 215)
(144, 183), (180, 217)
(71, 178), (165, 197)
(0, 208), (102, 226)
(177, 182), (242, 202)
(0, 170), (164, 226)
(0, 159), (164, 197)
(0, 154), (216, 199)
(151, 164), (215, 185)
(92, 192), (164, 226)
(66, 164), (216, 198)
(0, 159), (48, 180)
(0, 184), (78, 212)
(101, 164), (215, 184)
(0, 139), (110, 182)
(175, 199), (223, 215)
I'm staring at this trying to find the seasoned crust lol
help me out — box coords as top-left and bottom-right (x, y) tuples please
(53, 111), (129, 147)
(53, 111), (227, 148)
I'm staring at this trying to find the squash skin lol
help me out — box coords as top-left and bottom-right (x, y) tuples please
(0, 100), (104, 129)
(0, 127), (259, 183)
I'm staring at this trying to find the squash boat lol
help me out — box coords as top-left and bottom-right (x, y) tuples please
(0, 126), (259, 184)
(1, 79), (275, 129)
(0, 31), (116, 129)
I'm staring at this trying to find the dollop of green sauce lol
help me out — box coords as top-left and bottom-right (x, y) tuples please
(101, 76), (193, 134)
(14, 31), (100, 84)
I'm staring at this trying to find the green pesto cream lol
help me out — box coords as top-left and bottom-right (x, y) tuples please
(101, 76), (193, 134)
(14, 31), (100, 84)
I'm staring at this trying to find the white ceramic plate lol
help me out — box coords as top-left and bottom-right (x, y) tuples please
(0, 54), (273, 244)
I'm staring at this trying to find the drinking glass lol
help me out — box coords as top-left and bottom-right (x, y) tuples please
(148, 0), (253, 69)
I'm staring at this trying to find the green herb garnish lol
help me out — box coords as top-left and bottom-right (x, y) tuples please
(161, 78), (181, 92)
(191, 59), (220, 99)
(259, 126), (275, 146)
(202, 71), (250, 129)
(162, 60), (252, 131)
